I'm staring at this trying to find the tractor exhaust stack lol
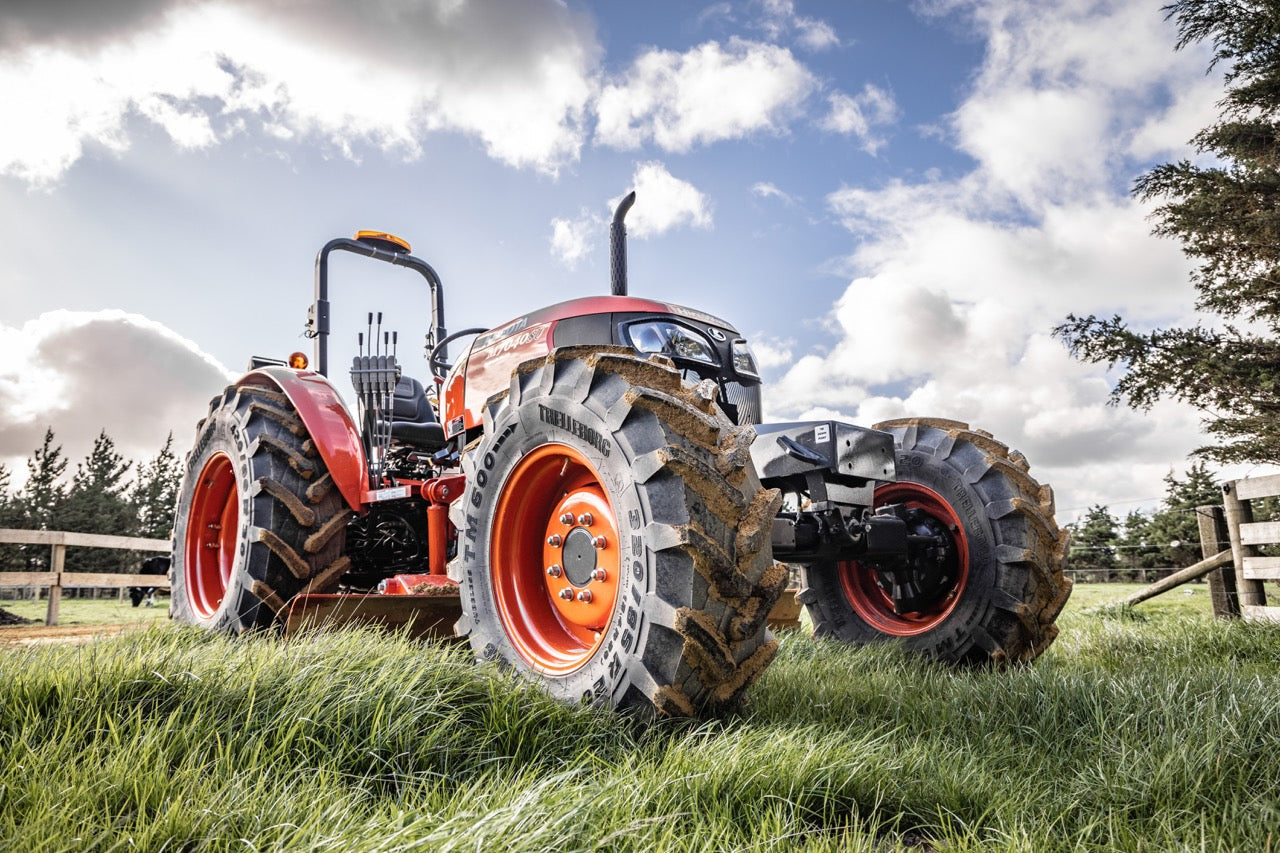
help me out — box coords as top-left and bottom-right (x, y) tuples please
(610, 191), (636, 296)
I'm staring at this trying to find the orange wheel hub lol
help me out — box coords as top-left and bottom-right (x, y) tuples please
(491, 444), (621, 674)
(839, 481), (969, 636)
(184, 453), (239, 619)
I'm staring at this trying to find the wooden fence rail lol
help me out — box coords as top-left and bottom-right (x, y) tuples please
(1222, 474), (1279, 623)
(0, 529), (171, 626)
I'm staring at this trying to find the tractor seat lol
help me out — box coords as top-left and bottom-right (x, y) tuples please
(385, 375), (447, 452)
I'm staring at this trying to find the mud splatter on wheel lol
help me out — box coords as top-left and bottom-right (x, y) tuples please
(451, 347), (785, 717)
(170, 382), (352, 632)
(799, 418), (1070, 665)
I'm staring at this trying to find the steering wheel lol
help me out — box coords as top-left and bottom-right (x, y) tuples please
(429, 327), (488, 379)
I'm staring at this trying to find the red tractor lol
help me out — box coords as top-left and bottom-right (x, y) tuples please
(171, 193), (1070, 716)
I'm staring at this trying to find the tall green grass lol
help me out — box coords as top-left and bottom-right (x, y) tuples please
(2, 592), (1278, 851)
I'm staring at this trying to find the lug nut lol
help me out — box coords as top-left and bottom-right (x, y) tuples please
(576, 589), (594, 603)
(559, 512), (574, 525)
(590, 568), (607, 583)
(577, 512), (593, 527)
(558, 588), (574, 600)
(593, 536), (607, 550)
(547, 534), (562, 548)
(546, 564), (563, 578)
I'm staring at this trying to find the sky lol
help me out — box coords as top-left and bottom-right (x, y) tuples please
(0, 0), (1259, 525)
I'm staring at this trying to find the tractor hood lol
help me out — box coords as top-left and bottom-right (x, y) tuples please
(471, 295), (738, 351)
(442, 295), (755, 440)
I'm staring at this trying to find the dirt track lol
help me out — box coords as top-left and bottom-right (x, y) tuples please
(0, 623), (141, 647)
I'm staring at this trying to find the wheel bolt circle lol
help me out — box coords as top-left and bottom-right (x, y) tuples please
(547, 534), (562, 548)
(578, 512), (593, 527)
(576, 589), (593, 603)
(558, 587), (574, 600)
(546, 564), (563, 578)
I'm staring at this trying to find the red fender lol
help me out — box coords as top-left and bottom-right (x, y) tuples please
(238, 367), (367, 512)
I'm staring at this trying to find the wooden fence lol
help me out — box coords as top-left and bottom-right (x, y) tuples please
(0, 529), (171, 626)
(1222, 473), (1279, 622)
(1122, 472), (1280, 620)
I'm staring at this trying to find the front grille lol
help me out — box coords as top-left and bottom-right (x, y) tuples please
(723, 381), (762, 425)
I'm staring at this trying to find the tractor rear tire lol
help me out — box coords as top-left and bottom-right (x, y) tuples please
(799, 418), (1070, 665)
(450, 347), (786, 717)
(170, 383), (352, 633)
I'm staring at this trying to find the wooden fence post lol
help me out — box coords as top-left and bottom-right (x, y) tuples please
(1197, 504), (1239, 618)
(1222, 483), (1267, 609)
(46, 542), (65, 627)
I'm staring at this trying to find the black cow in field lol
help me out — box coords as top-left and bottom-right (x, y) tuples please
(130, 556), (170, 607)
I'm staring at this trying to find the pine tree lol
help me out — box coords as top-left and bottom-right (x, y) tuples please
(22, 427), (67, 531)
(1067, 505), (1120, 579)
(1144, 461), (1221, 567)
(61, 430), (135, 571)
(1055, 1), (1280, 464)
(0, 462), (22, 570)
(132, 433), (181, 541)
(12, 428), (68, 570)
(1119, 509), (1162, 572)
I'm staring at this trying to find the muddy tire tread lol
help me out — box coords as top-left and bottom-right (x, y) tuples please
(170, 383), (352, 632)
(453, 347), (783, 716)
(799, 418), (1070, 665)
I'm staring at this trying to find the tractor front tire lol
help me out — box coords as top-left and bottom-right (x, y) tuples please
(451, 347), (786, 717)
(170, 383), (352, 633)
(799, 418), (1070, 665)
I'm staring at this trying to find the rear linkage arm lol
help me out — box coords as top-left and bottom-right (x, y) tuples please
(754, 421), (956, 614)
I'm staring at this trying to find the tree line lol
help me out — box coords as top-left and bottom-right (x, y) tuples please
(1066, 461), (1227, 579)
(0, 428), (181, 571)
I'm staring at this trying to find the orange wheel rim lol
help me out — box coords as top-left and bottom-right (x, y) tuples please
(491, 444), (621, 674)
(184, 453), (238, 619)
(839, 481), (969, 636)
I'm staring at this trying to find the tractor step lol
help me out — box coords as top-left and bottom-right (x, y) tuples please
(284, 592), (463, 641)
(282, 587), (804, 640)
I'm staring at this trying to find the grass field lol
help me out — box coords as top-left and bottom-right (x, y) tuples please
(1, 595), (170, 626)
(0, 582), (1203, 628)
(2, 582), (1278, 851)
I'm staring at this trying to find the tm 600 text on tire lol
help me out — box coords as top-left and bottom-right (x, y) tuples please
(170, 382), (352, 633)
(451, 347), (786, 717)
(799, 418), (1070, 665)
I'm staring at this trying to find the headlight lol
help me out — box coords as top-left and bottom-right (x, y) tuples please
(731, 340), (760, 379)
(625, 320), (718, 366)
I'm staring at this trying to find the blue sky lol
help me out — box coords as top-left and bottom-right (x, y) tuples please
(0, 0), (1254, 522)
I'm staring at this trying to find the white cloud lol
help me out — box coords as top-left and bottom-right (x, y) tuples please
(550, 163), (713, 265)
(819, 84), (900, 154)
(0, 2), (839, 187)
(751, 181), (798, 206)
(550, 213), (597, 269)
(746, 334), (795, 370)
(764, 0), (1225, 517)
(0, 0), (599, 185)
(594, 37), (817, 152)
(755, 0), (839, 51)
(619, 162), (713, 238)
(0, 310), (234, 489)
(941, 0), (1218, 207)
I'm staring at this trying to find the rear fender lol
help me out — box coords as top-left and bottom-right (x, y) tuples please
(238, 367), (367, 512)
